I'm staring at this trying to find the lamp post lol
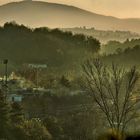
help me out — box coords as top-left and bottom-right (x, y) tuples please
(3, 59), (8, 87)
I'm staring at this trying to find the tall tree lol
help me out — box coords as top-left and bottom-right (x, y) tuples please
(82, 59), (139, 136)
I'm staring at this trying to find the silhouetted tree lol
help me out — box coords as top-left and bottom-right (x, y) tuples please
(82, 59), (139, 135)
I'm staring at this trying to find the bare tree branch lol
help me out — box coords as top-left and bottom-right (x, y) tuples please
(82, 59), (139, 134)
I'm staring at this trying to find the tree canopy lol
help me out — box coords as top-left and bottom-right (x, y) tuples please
(0, 22), (100, 71)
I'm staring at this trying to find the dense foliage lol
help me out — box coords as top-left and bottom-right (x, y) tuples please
(102, 39), (140, 55)
(0, 21), (140, 139)
(102, 44), (140, 67)
(0, 22), (100, 70)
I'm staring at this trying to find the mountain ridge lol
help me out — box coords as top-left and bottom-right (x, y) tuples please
(0, 1), (118, 19)
(0, 1), (140, 33)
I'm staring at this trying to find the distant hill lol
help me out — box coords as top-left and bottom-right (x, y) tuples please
(1, 1), (140, 33)
(62, 27), (140, 43)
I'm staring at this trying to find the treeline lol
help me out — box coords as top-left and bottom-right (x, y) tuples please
(102, 38), (140, 55)
(63, 27), (140, 43)
(102, 44), (140, 67)
(0, 22), (100, 69)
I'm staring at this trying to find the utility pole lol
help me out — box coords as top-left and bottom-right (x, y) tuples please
(36, 68), (39, 91)
(2, 59), (8, 96)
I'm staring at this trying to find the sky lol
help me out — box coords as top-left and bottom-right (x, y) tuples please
(0, 0), (140, 18)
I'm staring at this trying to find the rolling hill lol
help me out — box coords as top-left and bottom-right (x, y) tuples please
(0, 22), (100, 73)
(62, 27), (140, 43)
(0, 1), (140, 33)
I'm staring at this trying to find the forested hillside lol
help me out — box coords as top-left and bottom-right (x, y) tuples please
(102, 44), (140, 67)
(63, 27), (140, 43)
(0, 22), (100, 71)
(102, 38), (140, 54)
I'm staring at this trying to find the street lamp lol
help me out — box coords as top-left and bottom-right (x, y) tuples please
(3, 59), (8, 87)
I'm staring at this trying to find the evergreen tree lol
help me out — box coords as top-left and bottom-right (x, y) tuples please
(10, 102), (24, 124)
(10, 102), (25, 140)
(0, 90), (10, 139)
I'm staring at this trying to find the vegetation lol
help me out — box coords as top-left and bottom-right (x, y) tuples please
(0, 88), (52, 140)
(63, 27), (140, 44)
(102, 39), (140, 55)
(102, 44), (140, 67)
(0, 22), (100, 73)
(16, 118), (52, 140)
(0, 21), (140, 139)
(0, 90), (10, 139)
(82, 59), (140, 135)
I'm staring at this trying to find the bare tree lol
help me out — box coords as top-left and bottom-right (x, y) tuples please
(82, 59), (139, 135)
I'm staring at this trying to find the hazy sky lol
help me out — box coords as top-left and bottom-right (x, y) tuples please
(0, 0), (140, 18)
